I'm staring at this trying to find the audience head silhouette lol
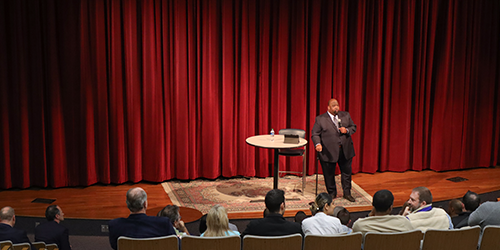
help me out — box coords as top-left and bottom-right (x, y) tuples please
(126, 187), (148, 213)
(265, 189), (285, 214)
(157, 205), (180, 223)
(0, 206), (15, 226)
(294, 211), (307, 224)
(333, 206), (351, 226)
(462, 190), (480, 212)
(372, 189), (394, 214)
(309, 192), (334, 216)
(448, 199), (464, 217)
(45, 205), (64, 223)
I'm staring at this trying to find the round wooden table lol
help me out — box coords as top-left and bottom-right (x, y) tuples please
(246, 134), (308, 189)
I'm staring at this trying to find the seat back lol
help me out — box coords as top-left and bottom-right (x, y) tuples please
(304, 233), (362, 250)
(45, 243), (58, 250)
(0, 241), (13, 250)
(11, 243), (30, 250)
(421, 226), (481, 250)
(117, 235), (178, 250)
(363, 230), (423, 250)
(479, 225), (500, 250)
(31, 242), (46, 250)
(243, 233), (302, 250)
(182, 235), (240, 250)
(278, 129), (306, 139)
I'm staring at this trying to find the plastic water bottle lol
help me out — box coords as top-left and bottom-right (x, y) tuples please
(270, 129), (275, 141)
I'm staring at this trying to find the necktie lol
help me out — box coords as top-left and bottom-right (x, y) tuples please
(333, 116), (339, 131)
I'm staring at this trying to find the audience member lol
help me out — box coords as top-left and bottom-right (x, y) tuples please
(108, 187), (176, 250)
(0, 207), (34, 249)
(468, 200), (500, 228)
(157, 205), (190, 237)
(294, 211), (307, 225)
(201, 205), (240, 237)
(454, 191), (480, 228)
(199, 214), (238, 235)
(301, 193), (343, 235)
(333, 206), (352, 234)
(448, 199), (464, 218)
(403, 186), (452, 231)
(352, 190), (413, 234)
(242, 189), (302, 237)
(35, 205), (71, 250)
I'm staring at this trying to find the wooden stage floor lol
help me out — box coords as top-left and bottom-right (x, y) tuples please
(1, 166), (499, 221)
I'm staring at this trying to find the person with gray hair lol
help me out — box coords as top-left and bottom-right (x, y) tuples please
(108, 187), (176, 250)
(0, 207), (34, 249)
(403, 186), (452, 231)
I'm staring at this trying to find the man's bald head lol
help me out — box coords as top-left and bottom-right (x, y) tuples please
(328, 99), (338, 106)
(0, 207), (15, 226)
(327, 98), (340, 116)
(126, 187), (148, 213)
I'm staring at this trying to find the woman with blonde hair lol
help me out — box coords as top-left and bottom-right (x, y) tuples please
(201, 205), (240, 237)
(301, 192), (343, 235)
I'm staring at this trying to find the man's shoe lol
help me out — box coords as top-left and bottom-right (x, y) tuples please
(344, 194), (356, 202)
(329, 193), (337, 200)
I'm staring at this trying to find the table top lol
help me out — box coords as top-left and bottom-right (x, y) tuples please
(246, 134), (308, 149)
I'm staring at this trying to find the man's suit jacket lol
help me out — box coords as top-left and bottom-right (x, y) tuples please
(311, 111), (356, 163)
(241, 213), (303, 237)
(35, 221), (71, 250)
(108, 213), (176, 250)
(0, 223), (32, 245)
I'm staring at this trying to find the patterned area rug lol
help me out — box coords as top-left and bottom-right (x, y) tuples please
(162, 175), (372, 214)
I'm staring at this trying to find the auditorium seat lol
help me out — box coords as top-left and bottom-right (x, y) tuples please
(363, 230), (423, 250)
(181, 235), (240, 250)
(421, 226), (481, 250)
(479, 225), (500, 250)
(242, 233), (302, 250)
(117, 235), (178, 250)
(304, 233), (362, 250)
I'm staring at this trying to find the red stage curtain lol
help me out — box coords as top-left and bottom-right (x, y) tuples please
(0, 0), (499, 189)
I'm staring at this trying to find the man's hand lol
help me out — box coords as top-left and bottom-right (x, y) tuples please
(402, 206), (411, 217)
(368, 208), (376, 217)
(315, 144), (322, 152)
(175, 220), (189, 234)
(339, 127), (347, 134)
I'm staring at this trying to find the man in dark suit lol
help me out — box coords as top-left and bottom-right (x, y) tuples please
(242, 189), (303, 237)
(35, 205), (71, 250)
(0, 206), (34, 249)
(311, 98), (357, 202)
(108, 187), (176, 250)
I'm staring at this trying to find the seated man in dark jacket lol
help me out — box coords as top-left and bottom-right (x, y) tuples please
(453, 191), (480, 228)
(0, 206), (35, 250)
(242, 189), (303, 237)
(35, 205), (71, 250)
(108, 187), (176, 250)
